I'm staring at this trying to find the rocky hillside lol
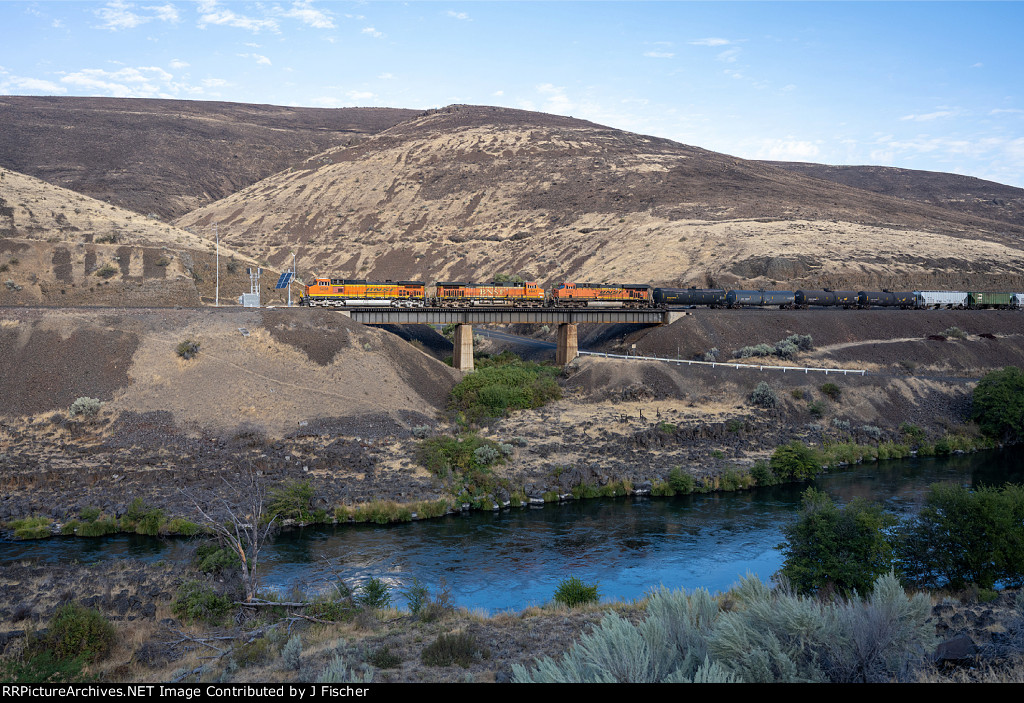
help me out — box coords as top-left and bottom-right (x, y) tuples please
(175, 104), (1024, 292)
(0, 166), (260, 307)
(761, 161), (1024, 230)
(0, 96), (417, 220)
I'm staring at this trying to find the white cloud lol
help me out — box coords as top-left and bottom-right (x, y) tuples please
(900, 111), (955, 122)
(536, 83), (573, 114)
(197, 0), (279, 33)
(755, 139), (821, 160)
(378, 72), (395, 80)
(238, 53), (272, 65)
(716, 48), (741, 63)
(144, 3), (180, 23)
(643, 51), (674, 59)
(95, 1), (147, 30)
(169, 58), (189, 69)
(690, 38), (731, 47)
(60, 66), (177, 97)
(279, 1), (335, 29)
(361, 26), (383, 38)
(202, 78), (229, 87)
(95, 1), (180, 31)
(347, 90), (375, 101)
(493, 90), (504, 97)
(0, 74), (66, 94)
(447, 11), (470, 21)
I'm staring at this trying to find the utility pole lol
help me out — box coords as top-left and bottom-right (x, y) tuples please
(289, 251), (295, 307)
(214, 223), (219, 307)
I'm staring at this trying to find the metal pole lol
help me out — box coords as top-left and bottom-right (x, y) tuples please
(289, 252), (294, 307)
(214, 223), (219, 307)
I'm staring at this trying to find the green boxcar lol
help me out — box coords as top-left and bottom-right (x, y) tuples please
(968, 292), (1014, 308)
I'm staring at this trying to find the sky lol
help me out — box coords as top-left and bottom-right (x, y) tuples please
(2, 1), (1023, 187)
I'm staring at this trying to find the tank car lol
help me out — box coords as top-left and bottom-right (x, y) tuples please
(857, 291), (917, 308)
(761, 291), (796, 307)
(725, 290), (796, 308)
(726, 290), (763, 307)
(652, 288), (727, 307)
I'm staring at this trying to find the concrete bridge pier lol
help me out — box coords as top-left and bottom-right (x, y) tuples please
(556, 323), (579, 365)
(453, 323), (474, 371)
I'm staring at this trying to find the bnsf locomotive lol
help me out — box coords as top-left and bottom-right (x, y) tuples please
(299, 277), (1024, 311)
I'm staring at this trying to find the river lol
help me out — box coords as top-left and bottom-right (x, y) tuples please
(3, 448), (1023, 613)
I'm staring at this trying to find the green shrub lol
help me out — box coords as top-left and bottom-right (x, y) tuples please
(943, 326), (968, 339)
(368, 645), (401, 669)
(282, 634), (302, 671)
(75, 517), (118, 537)
(172, 580), (234, 625)
(316, 653), (374, 683)
(267, 480), (315, 522)
(668, 467), (695, 494)
(553, 576), (600, 608)
(95, 263), (118, 278)
(449, 354), (561, 422)
(194, 542), (242, 574)
(10, 516), (51, 540)
(68, 397), (102, 420)
(46, 603), (116, 662)
(820, 382), (841, 401)
(165, 517), (202, 535)
(897, 482), (1024, 590)
(234, 637), (276, 668)
(0, 650), (92, 684)
(769, 441), (822, 481)
(416, 432), (505, 496)
(472, 445), (501, 466)
(358, 577), (392, 609)
(421, 632), (479, 668)
(779, 488), (896, 597)
(513, 572), (931, 683)
(123, 498), (164, 535)
(787, 334), (814, 351)
(899, 422), (926, 446)
(176, 339), (201, 360)
(876, 441), (911, 461)
(748, 382), (777, 409)
(749, 460), (778, 487)
(971, 366), (1024, 443)
(807, 401), (825, 418)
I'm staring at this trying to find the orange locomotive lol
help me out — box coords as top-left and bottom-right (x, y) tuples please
(550, 282), (652, 308)
(298, 277), (654, 307)
(300, 278), (427, 307)
(434, 281), (546, 307)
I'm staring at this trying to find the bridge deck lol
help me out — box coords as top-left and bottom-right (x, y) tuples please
(342, 306), (673, 325)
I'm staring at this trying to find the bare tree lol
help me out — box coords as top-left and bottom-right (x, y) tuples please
(182, 464), (278, 602)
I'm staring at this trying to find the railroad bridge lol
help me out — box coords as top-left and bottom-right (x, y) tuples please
(337, 307), (690, 370)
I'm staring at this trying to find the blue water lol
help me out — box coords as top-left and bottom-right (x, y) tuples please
(3, 448), (1022, 613)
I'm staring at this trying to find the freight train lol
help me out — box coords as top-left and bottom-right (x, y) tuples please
(299, 277), (1024, 310)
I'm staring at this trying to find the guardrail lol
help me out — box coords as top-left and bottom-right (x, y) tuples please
(577, 351), (866, 375)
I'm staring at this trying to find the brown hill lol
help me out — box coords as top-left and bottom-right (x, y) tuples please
(175, 104), (1024, 292)
(0, 166), (261, 307)
(0, 96), (417, 220)
(760, 161), (1024, 230)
